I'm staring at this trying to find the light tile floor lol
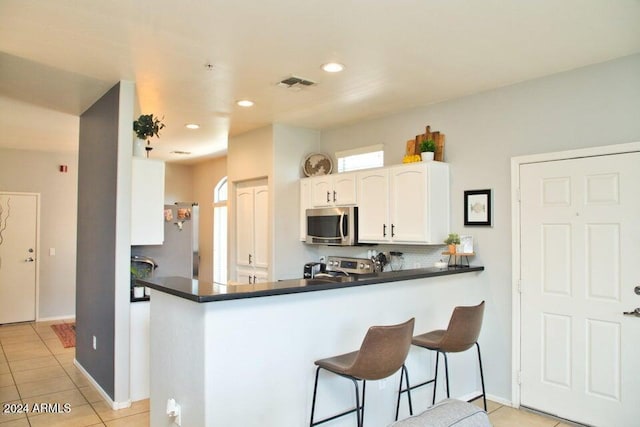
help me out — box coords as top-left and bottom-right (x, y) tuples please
(0, 320), (148, 427)
(1, 320), (580, 427)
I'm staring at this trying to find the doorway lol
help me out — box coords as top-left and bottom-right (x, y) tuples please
(0, 192), (39, 324)
(511, 143), (640, 426)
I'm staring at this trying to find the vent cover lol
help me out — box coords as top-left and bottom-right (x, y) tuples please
(277, 75), (317, 89)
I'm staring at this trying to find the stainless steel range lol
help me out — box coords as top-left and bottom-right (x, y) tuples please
(325, 256), (375, 276)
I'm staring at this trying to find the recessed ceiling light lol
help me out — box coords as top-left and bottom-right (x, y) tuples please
(322, 62), (345, 73)
(185, 123), (200, 129)
(236, 100), (254, 107)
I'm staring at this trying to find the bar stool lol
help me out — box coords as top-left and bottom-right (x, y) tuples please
(396, 301), (486, 418)
(310, 318), (415, 427)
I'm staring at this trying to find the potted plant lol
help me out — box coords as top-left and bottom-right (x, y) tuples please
(444, 233), (460, 254)
(133, 114), (165, 157)
(419, 138), (436, 161)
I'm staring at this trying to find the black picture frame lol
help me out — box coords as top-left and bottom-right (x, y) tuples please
(464, 189), (492, 226)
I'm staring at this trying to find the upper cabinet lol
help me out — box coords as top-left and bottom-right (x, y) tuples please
(131, 158), (165, 245)
(357, 162), (450, 244)
(309, 172), (357, 207)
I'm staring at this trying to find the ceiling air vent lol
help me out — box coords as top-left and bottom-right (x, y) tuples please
(277, 75), (317, 90)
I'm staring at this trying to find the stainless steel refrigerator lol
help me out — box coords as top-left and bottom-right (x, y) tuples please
(132, 203), (199, 279)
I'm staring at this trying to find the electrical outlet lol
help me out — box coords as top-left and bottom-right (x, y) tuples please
(92, 335), (97, 350)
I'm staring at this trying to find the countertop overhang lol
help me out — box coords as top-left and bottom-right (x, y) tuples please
(137, 266), (484, 303)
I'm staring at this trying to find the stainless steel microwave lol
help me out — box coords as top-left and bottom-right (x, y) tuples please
(305, 206), (358, 246)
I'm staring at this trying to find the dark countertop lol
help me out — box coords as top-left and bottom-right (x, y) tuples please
(136, 265), (484, 303)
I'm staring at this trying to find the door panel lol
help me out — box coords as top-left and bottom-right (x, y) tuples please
(520, 152), (640, 426)
(0, 193), (38, 324)
(235, 189), (253, 267)
(253, 186), (269, 269)
(356, 169), (389, 242)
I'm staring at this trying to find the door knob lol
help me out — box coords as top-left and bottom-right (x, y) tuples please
(623, 308), (640, 317)
(635, 285), (640, 295)
(25, 257), (34, 262)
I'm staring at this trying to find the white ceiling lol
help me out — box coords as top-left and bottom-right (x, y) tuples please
(1, 0), (639, 162)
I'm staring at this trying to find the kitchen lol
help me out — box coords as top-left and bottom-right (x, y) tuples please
(1, 2), (639, 426)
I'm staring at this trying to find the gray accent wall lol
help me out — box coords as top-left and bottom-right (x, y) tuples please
(76, 83), (121, 399)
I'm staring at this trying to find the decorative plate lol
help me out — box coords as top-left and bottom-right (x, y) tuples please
(302, 153), (333, 177)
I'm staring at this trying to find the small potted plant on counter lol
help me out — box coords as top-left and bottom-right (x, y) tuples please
(419, 138), (435, 161)
(133, 113), (165, 157)
(444, 233), (460, 254)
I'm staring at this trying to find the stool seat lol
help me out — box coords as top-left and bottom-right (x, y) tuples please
(315, 350), (359, 376)
(411, 330), (446, 349)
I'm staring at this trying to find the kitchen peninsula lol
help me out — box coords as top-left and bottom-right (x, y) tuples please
(140, 266), (485, 427)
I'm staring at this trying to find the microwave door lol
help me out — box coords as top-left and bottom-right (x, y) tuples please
(307, 213), (342, 244)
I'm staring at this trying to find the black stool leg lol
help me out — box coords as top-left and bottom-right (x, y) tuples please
(395, 364), (413, 421)
(476, 342), (487, 411)
(360, 380), (366, 427)
(432, 351), (440, 405)
(443, 352), (450, 398)
(309, 366), (321, 426)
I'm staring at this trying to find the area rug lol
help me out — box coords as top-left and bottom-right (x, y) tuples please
(51, 323), (76, 348)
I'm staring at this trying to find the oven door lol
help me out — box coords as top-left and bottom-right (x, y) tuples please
(305, 207), (357, 245)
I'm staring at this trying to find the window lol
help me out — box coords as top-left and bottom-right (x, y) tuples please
(213, 177), (228, 284)
(336, 144), (384, 172)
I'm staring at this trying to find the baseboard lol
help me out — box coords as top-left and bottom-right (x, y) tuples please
(456, 391), (512, 408)
(74, 359), (131, 410)
(36, 315), (76, 322)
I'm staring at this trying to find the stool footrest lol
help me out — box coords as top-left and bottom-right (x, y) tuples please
(311, 407), (360, 426)
(399, 377), (435, 394)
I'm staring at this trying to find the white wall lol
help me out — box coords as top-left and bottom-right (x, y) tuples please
(164, 163), (193, 204)
(319, 54), (640, 401)
(0, 148), (78, 320)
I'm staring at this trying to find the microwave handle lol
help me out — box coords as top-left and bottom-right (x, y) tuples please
(339, 212), (346, 241)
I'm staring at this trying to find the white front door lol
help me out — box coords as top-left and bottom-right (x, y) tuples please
(519, 152), (640, 426)
(0, 193), (38, 324)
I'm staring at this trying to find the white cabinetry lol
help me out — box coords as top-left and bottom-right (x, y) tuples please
(130, 301), (149, 401)
(309, 173), (357, 207)
(235, 183), (268, 281)
(131, 158), (165, 245)
(357, 162), (449, 244)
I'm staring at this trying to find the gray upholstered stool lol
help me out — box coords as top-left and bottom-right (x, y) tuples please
(389, 399), (491, 427)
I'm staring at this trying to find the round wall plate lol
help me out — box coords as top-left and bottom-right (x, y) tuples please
(302, 153), (333, 177)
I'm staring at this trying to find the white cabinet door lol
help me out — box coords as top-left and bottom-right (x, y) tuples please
(131, 158), (165, 245)
(235, 183), (269, 280)
(235, 188), (254, 267)
(389, 165), (428, 243)
(357, 169), (389, 243)
(310, 176), (333, 207)
(333, 173), (357, 205)
(309, 173), (357, 207)
(253, 186), (269, 268)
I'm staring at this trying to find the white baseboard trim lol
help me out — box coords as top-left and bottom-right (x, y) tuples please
(74, 359), (131, 410)
(455, 391), (512, 408)
(36, 315), (76, 322)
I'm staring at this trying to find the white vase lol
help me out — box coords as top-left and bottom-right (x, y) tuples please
(133, 138), (146, 157)
(421, 151), (434, 161)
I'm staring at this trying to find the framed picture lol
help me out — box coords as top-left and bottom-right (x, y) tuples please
(464, 189), (492, 226)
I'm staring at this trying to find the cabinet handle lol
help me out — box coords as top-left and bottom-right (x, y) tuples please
(248, 254), (252, 264)
(327, 191), (330, 203)
(391, 224), (395, 237)
(333, 191), (337, 202)
(383, 224), (387, 237)
(253, 275), (257, 283)
(249, 275), (252, 284)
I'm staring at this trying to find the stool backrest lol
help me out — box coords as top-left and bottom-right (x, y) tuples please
(350, 318), (415, 380)
(440, 301), (485, 353)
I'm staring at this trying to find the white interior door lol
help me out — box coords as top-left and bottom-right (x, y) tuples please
(0, 193), (38, 324)
(519, 152), (640, 426)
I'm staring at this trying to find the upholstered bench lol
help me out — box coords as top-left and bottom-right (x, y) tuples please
(389, 399), (491, 427)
